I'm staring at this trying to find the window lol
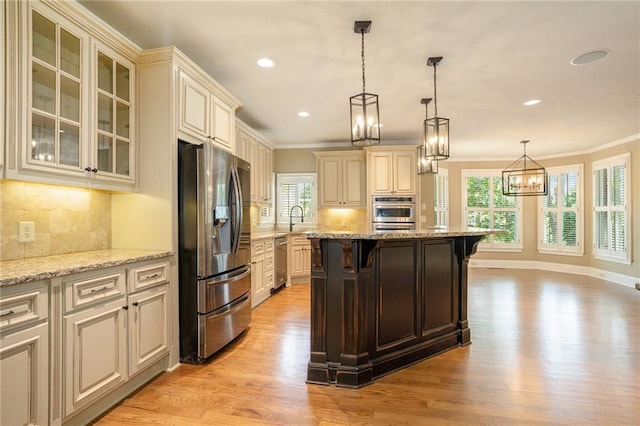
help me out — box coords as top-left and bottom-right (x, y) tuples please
(592, 153), (631, 264)
(276, 173), (316, 226)
(434, 168), (448, 228)
(462, 170), (522, 251)
(538, 165), (583, 255)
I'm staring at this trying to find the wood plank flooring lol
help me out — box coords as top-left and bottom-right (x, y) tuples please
(93, 269), (640, 425)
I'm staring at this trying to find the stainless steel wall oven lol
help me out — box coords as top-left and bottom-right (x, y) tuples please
(372, 196), (416, 231)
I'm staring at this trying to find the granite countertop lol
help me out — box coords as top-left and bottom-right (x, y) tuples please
(0, 249), (173, 287)
(304, 228), (498, 240)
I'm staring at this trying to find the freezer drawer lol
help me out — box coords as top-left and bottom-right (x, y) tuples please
(197, 267), (251, 313)
(198, 293), (251, 359)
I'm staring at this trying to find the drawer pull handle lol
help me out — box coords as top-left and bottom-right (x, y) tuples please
(0, 310), (15, 318)
(143, 273), (160, 280)
(90, 286), (109, 293)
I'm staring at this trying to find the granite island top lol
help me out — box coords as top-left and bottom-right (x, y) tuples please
(0, 249), (173, 287)
(304, 228), (498, 240)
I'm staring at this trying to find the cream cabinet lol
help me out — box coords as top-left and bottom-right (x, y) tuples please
(62, 296), (128, 417)
(178, 70), (235, 152)
(288, 235), (311, 284)
(251, 240), (266, 307)
(61, 267), (128, 417)
(367, 147), (417, 196)
(315, 151), (365, 207)
(251, 239), (274, 307)
(53, 258), (171, 421)
(0, 280), (49, 426)
(236, 119), (273, 206)
(5, 1), (137, 189)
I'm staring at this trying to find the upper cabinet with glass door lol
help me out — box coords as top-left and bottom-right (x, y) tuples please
(5, 1), (138, 190)
(94, 44), (135, 181)
(30, 9), (85, 174)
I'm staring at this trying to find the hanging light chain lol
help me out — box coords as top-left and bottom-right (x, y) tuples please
(433, 63), (438, 118)
(361, 30), (366, 93)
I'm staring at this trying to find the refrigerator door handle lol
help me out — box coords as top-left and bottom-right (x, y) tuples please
(230, 166), (243, 256)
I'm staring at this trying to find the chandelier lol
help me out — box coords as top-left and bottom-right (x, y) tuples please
(424, 57), (449, 160)
(502, 140), (548, 196)
(350, 21), (380, 147)
(417, 98), (438, 174)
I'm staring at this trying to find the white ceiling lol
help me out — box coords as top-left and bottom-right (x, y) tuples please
(79, 0), (640, 159)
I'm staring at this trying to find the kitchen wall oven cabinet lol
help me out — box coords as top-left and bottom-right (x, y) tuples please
(366, 146), (417, 196)
(4, 0), (138, 190)
(0, 280), (49, 426)
(178, 70), (235, 152)
(315, 151), (365, 208)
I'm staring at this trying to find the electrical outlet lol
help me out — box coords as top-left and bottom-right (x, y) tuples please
(19, 221), (35, 243)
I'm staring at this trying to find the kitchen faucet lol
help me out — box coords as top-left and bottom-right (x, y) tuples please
(289, 205), (304, 232)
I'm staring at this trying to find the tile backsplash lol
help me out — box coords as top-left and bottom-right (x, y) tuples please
(317, 208), (367, 233)
(0, 181), (111, 261)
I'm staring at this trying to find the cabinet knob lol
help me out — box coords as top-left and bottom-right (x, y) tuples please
(122, 305), (129, 310)
(132, 302), (139, 307)
(92, 168), (98, 173)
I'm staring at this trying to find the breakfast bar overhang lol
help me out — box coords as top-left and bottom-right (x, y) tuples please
(304, 230), (493, 388)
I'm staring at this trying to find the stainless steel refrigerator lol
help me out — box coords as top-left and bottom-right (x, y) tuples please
(178, 140), (251, 363)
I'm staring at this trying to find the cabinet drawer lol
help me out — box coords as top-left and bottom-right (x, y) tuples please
(265, 254), (274, 271)
(0, 281), (48, 333)
(265, 272), (274, 288)
(64, 268), (126, 313)
(128, 261), (169, 293)
(265, 240), (274, 252)
(290, 236), (309, 245)
(251, 241), (265, 257)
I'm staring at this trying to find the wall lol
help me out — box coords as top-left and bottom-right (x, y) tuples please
(0, 180), (111, 260)
(446, 139), (639, 280)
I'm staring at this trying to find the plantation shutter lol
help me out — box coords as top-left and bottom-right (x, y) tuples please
(434, 171), (448, 228)
(592, 154), (630, 263)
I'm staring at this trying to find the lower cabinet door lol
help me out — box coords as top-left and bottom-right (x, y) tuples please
(63, 298), (127, 417)
(0, 323), (48, 426)
(128, 284), (169, 375)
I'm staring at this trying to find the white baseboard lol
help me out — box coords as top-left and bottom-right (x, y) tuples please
(469, 259), (639, 289)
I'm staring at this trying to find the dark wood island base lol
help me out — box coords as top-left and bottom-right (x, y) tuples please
(304, 231), (490, 388)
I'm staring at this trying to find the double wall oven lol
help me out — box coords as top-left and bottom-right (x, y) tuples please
(371, 196), (416, 231)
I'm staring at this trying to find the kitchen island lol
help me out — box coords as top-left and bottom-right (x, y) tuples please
(304, 229), (493, 388)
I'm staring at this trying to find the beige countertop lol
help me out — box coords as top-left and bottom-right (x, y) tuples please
(0, 249), (173, 287)
(304, 228), (498, 240)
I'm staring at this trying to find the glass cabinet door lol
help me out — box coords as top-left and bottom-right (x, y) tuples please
(30, 10), (82, 169)
(95, 49), (132, 178)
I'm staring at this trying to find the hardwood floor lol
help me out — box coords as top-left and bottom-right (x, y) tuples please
(94, 269), (639, 425)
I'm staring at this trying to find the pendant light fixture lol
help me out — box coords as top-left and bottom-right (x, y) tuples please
(424, 57), (449, 160)
(417, 98), (438, 174)
(350, 21), (380, 147)
(502, 140), (548, 196)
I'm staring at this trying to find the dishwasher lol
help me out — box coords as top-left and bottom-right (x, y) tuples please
(272, 236), (288, 294)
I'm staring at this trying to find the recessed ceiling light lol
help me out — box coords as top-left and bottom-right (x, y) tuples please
(570, 49), (610, 66)
(523, 99), (541, 106)
(257, 58), (274, 68)
(298, 111), (310, 117)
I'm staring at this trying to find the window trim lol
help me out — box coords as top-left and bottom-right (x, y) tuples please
(462, 169), (523, 252)
(275, 173), (317, 226)
(592, 152), (631, 265)
(537, 164), (584, 256)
